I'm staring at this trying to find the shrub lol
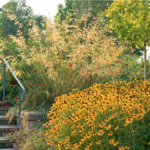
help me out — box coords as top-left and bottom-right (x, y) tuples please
(43, 77), (150, 150)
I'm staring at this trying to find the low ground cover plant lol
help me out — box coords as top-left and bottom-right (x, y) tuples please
(0, 8), (150, 150)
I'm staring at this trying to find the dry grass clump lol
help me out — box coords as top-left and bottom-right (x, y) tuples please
(0, 8), (139, 116)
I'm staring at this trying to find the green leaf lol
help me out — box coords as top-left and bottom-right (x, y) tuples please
(133, 142), (141, 150)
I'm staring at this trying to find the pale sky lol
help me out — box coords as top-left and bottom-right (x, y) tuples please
(0, 0), (150, 63)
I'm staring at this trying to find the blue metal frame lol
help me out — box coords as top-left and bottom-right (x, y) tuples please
(1, 58), (26, 131)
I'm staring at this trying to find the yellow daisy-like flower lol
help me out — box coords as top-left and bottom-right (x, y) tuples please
(96, 140), (101, 145)
(108, 131), (113, 136)
(93, 131), (97, 136)
(115, 126), (119, 130)
(97, 130), (104, 136)
(90, 142), (93, 146)
(105, 124), (112, 130)
(109, 139), (115, 144)
(113, 141), (119, 146)
(118, 147), (125, 150)
(125, 146), (130, 149)
(85, 146), (90, 150)
(99, 122), (105, 128)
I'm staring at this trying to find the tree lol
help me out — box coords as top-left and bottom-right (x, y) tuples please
(103, 0), (150, 80)
(54, 0), (115, 31)
(0, 0), (34, 44)
(0, 0), (18, 39)
(54, 0), (117, 42)
(54, 3), (66, 26)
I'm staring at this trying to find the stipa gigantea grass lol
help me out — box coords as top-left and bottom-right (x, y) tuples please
(0, 8), (137, 116)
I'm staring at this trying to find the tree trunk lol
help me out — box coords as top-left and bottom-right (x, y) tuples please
(143, 1), (147, 81)
(144, 34), (147, 80)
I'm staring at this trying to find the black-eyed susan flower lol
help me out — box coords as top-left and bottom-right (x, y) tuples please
(110, 113), (117, 119)
(99, 122), (105, 128)
(87, 134), (91, 139)
(79, 128), (83, 133)
(118, 147), (125, 150)
(109, 139), (115, 144)
(126, 117), (134, 124)
(105, 124), (112, 130)
(135, 114), (144, 120)
(96, 140), (101, 145)
(97, 129), (104, 136)
(64, 136), (70, 143)
(113, 141), (119, 146)
(85, 146), (90, 150)
(105, 117), (110, 122)
(93, 131), (97, 136)
(77, 123), (81, 128)
(65, 142), (70, 149)
(115, 126), (119, 131)
(108, 131), (113, 136)
(125, 146), (130, 149)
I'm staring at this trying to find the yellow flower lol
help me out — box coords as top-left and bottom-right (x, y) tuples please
(85, 146), (90, 150)
(108, 131), (113, 136)
(125, 146), (130, 149)
(96, 140), (101, 145)
(105, 124), (112, 130)
(115, 126), (119, 130)
(97, 130), (104, 136)
(65, 142), (70, 149)
(113, 141), (119, 146)
(87, 133), (91, 139)
(99, 122), (105, 128)
(118, 147), (125, 150)
(90, 142), (93, 146)
(93, 131), (97, 136)
(109, 139), (115, 144)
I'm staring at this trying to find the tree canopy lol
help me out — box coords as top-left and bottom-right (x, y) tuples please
(103, 0), (150, 80)
(0, 0), (34, 44)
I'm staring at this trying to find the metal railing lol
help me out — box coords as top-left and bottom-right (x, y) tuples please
(1, 58), (26, 131)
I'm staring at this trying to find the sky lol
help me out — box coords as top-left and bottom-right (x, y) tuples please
(0, 0), (150, 63)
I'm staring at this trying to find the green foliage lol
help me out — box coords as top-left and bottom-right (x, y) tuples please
(54, 0), (114, 31)
(103, 0), (150, 80)
(0, 0), (35, 44)
(32, 15), (47, 31)
(128, 39), (145, 57)
(0, 39), (21, 59)
(0, 67), (20, 104)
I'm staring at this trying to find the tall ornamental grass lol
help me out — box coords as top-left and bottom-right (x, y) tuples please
(0, 9), (143, 117)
